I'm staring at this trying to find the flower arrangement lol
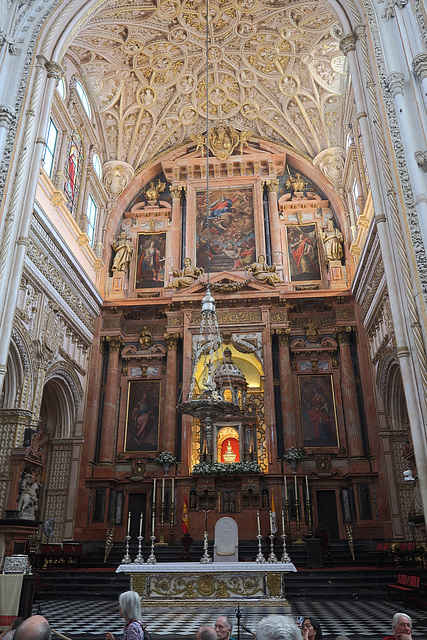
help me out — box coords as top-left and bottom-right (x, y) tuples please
(282, 447), (306, 463)
(192, 460), (261, 476)
(154, 451), (178, 466)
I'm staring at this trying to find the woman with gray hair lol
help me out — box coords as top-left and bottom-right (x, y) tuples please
(105, 591), (147, 640)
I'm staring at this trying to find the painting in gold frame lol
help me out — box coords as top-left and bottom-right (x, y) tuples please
(286, 224), (321, 281)
(135, 232), (166, 289)
(124, 380), (161, 452)
(298, 374), (339, 448)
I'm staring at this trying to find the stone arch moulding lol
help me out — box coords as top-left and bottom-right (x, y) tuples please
(6, 326), (36, 411)
(376, 349), (403, 428)
(43, 362), (83, 439)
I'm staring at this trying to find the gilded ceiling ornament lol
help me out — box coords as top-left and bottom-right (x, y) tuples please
(208, 123), (251, 160)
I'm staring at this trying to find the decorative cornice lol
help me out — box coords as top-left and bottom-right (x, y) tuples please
(339, 33), (357, 55)
(0, 106), (16, 127)
(412, 53), (427, 81)
(386, 72), (405, 97)
(45, 61), (64, 81)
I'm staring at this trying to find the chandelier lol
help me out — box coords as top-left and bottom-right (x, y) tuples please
(177, 0), (240, 428)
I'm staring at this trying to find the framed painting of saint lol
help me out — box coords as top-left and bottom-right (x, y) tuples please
(298, 374), (339, 448)
(135, 233), (166, 288)
(124, 380), (161, 452)
(286, 224), (321, 281)
(195, 186), (255, 272)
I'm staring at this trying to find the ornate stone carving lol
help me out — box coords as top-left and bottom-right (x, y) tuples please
(412, 53), (427, 81)
(381, 0), (408, 21)
(17, 473), (39, 520)
(339, 33), (357, 55)
(263, 179), (279, 194)
(246, 255), (282, 285)
(414, 150), (427, 172)
(103, 161), (134, 199)
(139, 326), (153, 348)
(386, 72), (405, 97)
(313, 148), (345, 187)
(105, 336), (124, 352)
(145, 179), (166, 203)
(321, 219), (344, 262)
(0, 106), (16, 127)
(167, 258), (204, 290)
(111, 231), (133, 273)
(170, 186), (183, 200)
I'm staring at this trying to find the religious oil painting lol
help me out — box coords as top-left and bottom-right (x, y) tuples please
(125, 380), (161, 452)
(135, 233), (166, 288)
(298, 374), (339, 448)
(195, 186), (255, 273)
(286, 224), (321, 281)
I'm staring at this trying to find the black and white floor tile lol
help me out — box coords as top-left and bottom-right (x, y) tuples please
(33, 598), (427, 639)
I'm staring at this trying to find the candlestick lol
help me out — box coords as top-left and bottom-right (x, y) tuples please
(281, 509), (285, 533)
(151, 509), (155, 536)
(172, 478), (174, 495)
(257, 511), (260, 535)
(162, 478), (165, 503)
(127, 511), (131, 535)
(153, 478), (156, 504)
(139, 512), (143, 537)
(269, 511), (273, 533)
(305, 475), (309, 498)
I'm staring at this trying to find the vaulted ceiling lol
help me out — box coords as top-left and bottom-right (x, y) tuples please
(68, 0), (348, 170)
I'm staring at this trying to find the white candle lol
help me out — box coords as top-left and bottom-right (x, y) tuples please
(294, 475), (297, 500)
(305, 475), (309, 501)
(171, 478), (174, 498)
(127, 511), (131, 535)
(281, 509), (285, 533)
(284, 476), (288, 502)
(269, 511), (273, 533)
(151, 509), (155, 535)
(162, 478), (165, 503)
(256, 511), (260, 534)
(139, 512), (143, 537)
(153, 478), (156, 504)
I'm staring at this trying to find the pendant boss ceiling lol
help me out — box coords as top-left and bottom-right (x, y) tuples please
(69, 0), (348, 169)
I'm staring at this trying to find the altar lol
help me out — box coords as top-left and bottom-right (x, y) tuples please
(116, 561), (296, 609)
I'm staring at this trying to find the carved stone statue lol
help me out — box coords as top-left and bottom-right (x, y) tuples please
(139, 326), (153, 348)
(17, 474), (39, 520)
(167, 257), (204, 290)
(191, 124), (251, 161)
(112, 231), (133, 273)
(145, 179), (166, 203)
(321, 219), (344, 262)
(246, 255), (282, 285)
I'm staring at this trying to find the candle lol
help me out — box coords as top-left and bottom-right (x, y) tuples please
(305, 475), (309, 501)
(127, 511), (131, 535)
(162, 478), (165, 503)
(171, 478), (174, 497)
(139, 512), (143, 537)
(256, 511), (260, 535)
(284, 476), (288, 502)
(269, 511), (273, 533)
(281, 509), (285, 533)
(153, 478), (156, 504)
(294, 475), (297, 500)
(151, 509), (155, 535)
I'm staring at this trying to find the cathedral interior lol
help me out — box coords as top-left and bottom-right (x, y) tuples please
(1, 0), (427, 575)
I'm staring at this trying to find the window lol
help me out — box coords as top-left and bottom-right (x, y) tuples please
(352, 178), (361, 217)
(75, 80), (91, 118)
(92, 153), (102, 179)
(57, 77), (66, 100)
(43, 118), (58, 178)
(86, 195), (97, 246)
(64, 130), (83, 217)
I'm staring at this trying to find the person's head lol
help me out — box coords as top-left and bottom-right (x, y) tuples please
(215, 617), (232, 640)
(197, 627), (217, 640)
(184, 257), (191, 266)
(392, 614), (412, 638)
(119, 590), (141, 622)
(258, 255), (265, 263)
(14, 616), (50, 640)
(302, 618), (322, 640)
(256, 615), (300, 640)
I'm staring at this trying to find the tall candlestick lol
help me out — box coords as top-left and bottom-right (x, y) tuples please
(294, 474), (297, 497)
(162, 478), (165, 503)
(284, 475), (288, 502)
(127, 511), (131, 535)
(153, 478), (156, 504)
(139, 512), (143, 537)
(151, 509), (155, 535)
(269, 511), (273, 533)
(305, 475), (309, 500)
(257, 511), (260, 535)
(281, 509), (285, 533)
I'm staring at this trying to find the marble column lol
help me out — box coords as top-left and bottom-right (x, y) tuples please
(169, 186), (183, 272)
(181, 313), (193, 470)
(265, 179), (282, 266)
(335, 327), (364, 458)
(99, 336), (124, 464)
(163, 333), (180, 453)
(277, 329), (297, 451)
(262, 311), (278, 465)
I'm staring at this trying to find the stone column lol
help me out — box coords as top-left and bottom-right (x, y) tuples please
(265, 179), (282, 267)
(169, 186), (183, 272)
(99, 336), (124, 464)
(335, 327), (364, 458)
(181, 313), (193, 470)
(262, 311), (278, 465)
(277, 329), (297, 451)
(163, 333), (180, 453)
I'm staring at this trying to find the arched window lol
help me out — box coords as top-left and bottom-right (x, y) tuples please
(92, 153), (102, 179)
(57, 77), (66, 100)
(75, 80), (92, 118)
(43, 118), (58, 178)
(64, 130), (83, 217)
(86, 195), (97, 247)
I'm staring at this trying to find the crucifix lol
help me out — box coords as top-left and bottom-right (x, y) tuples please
(201, 490), (212, 532)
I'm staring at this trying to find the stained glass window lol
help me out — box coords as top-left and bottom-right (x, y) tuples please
(43, 118), (58, 178)
(64, 130), (83, 217)
(86, 195), (97, 247)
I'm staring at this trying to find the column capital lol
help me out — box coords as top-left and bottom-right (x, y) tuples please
(334, 326), (352, 344)
(339, 33), (357, 55)
(386, 72), (405, 97)
(170, 186), (183, 199)
(412, 53), (427, 81)
(264, 179), (280, 194)
(105, 335), (124, 352)
(45, 60), (65, 81)
(0, 105), (16, 127)
(277, 328), (291, 346)
(164, 332), (181, 349)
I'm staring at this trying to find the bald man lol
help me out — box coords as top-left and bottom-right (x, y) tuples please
(197, 627), (217, 640)
(14, 616), (51, 640)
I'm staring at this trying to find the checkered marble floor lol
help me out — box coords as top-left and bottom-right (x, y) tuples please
(33, 598), (427, 639)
